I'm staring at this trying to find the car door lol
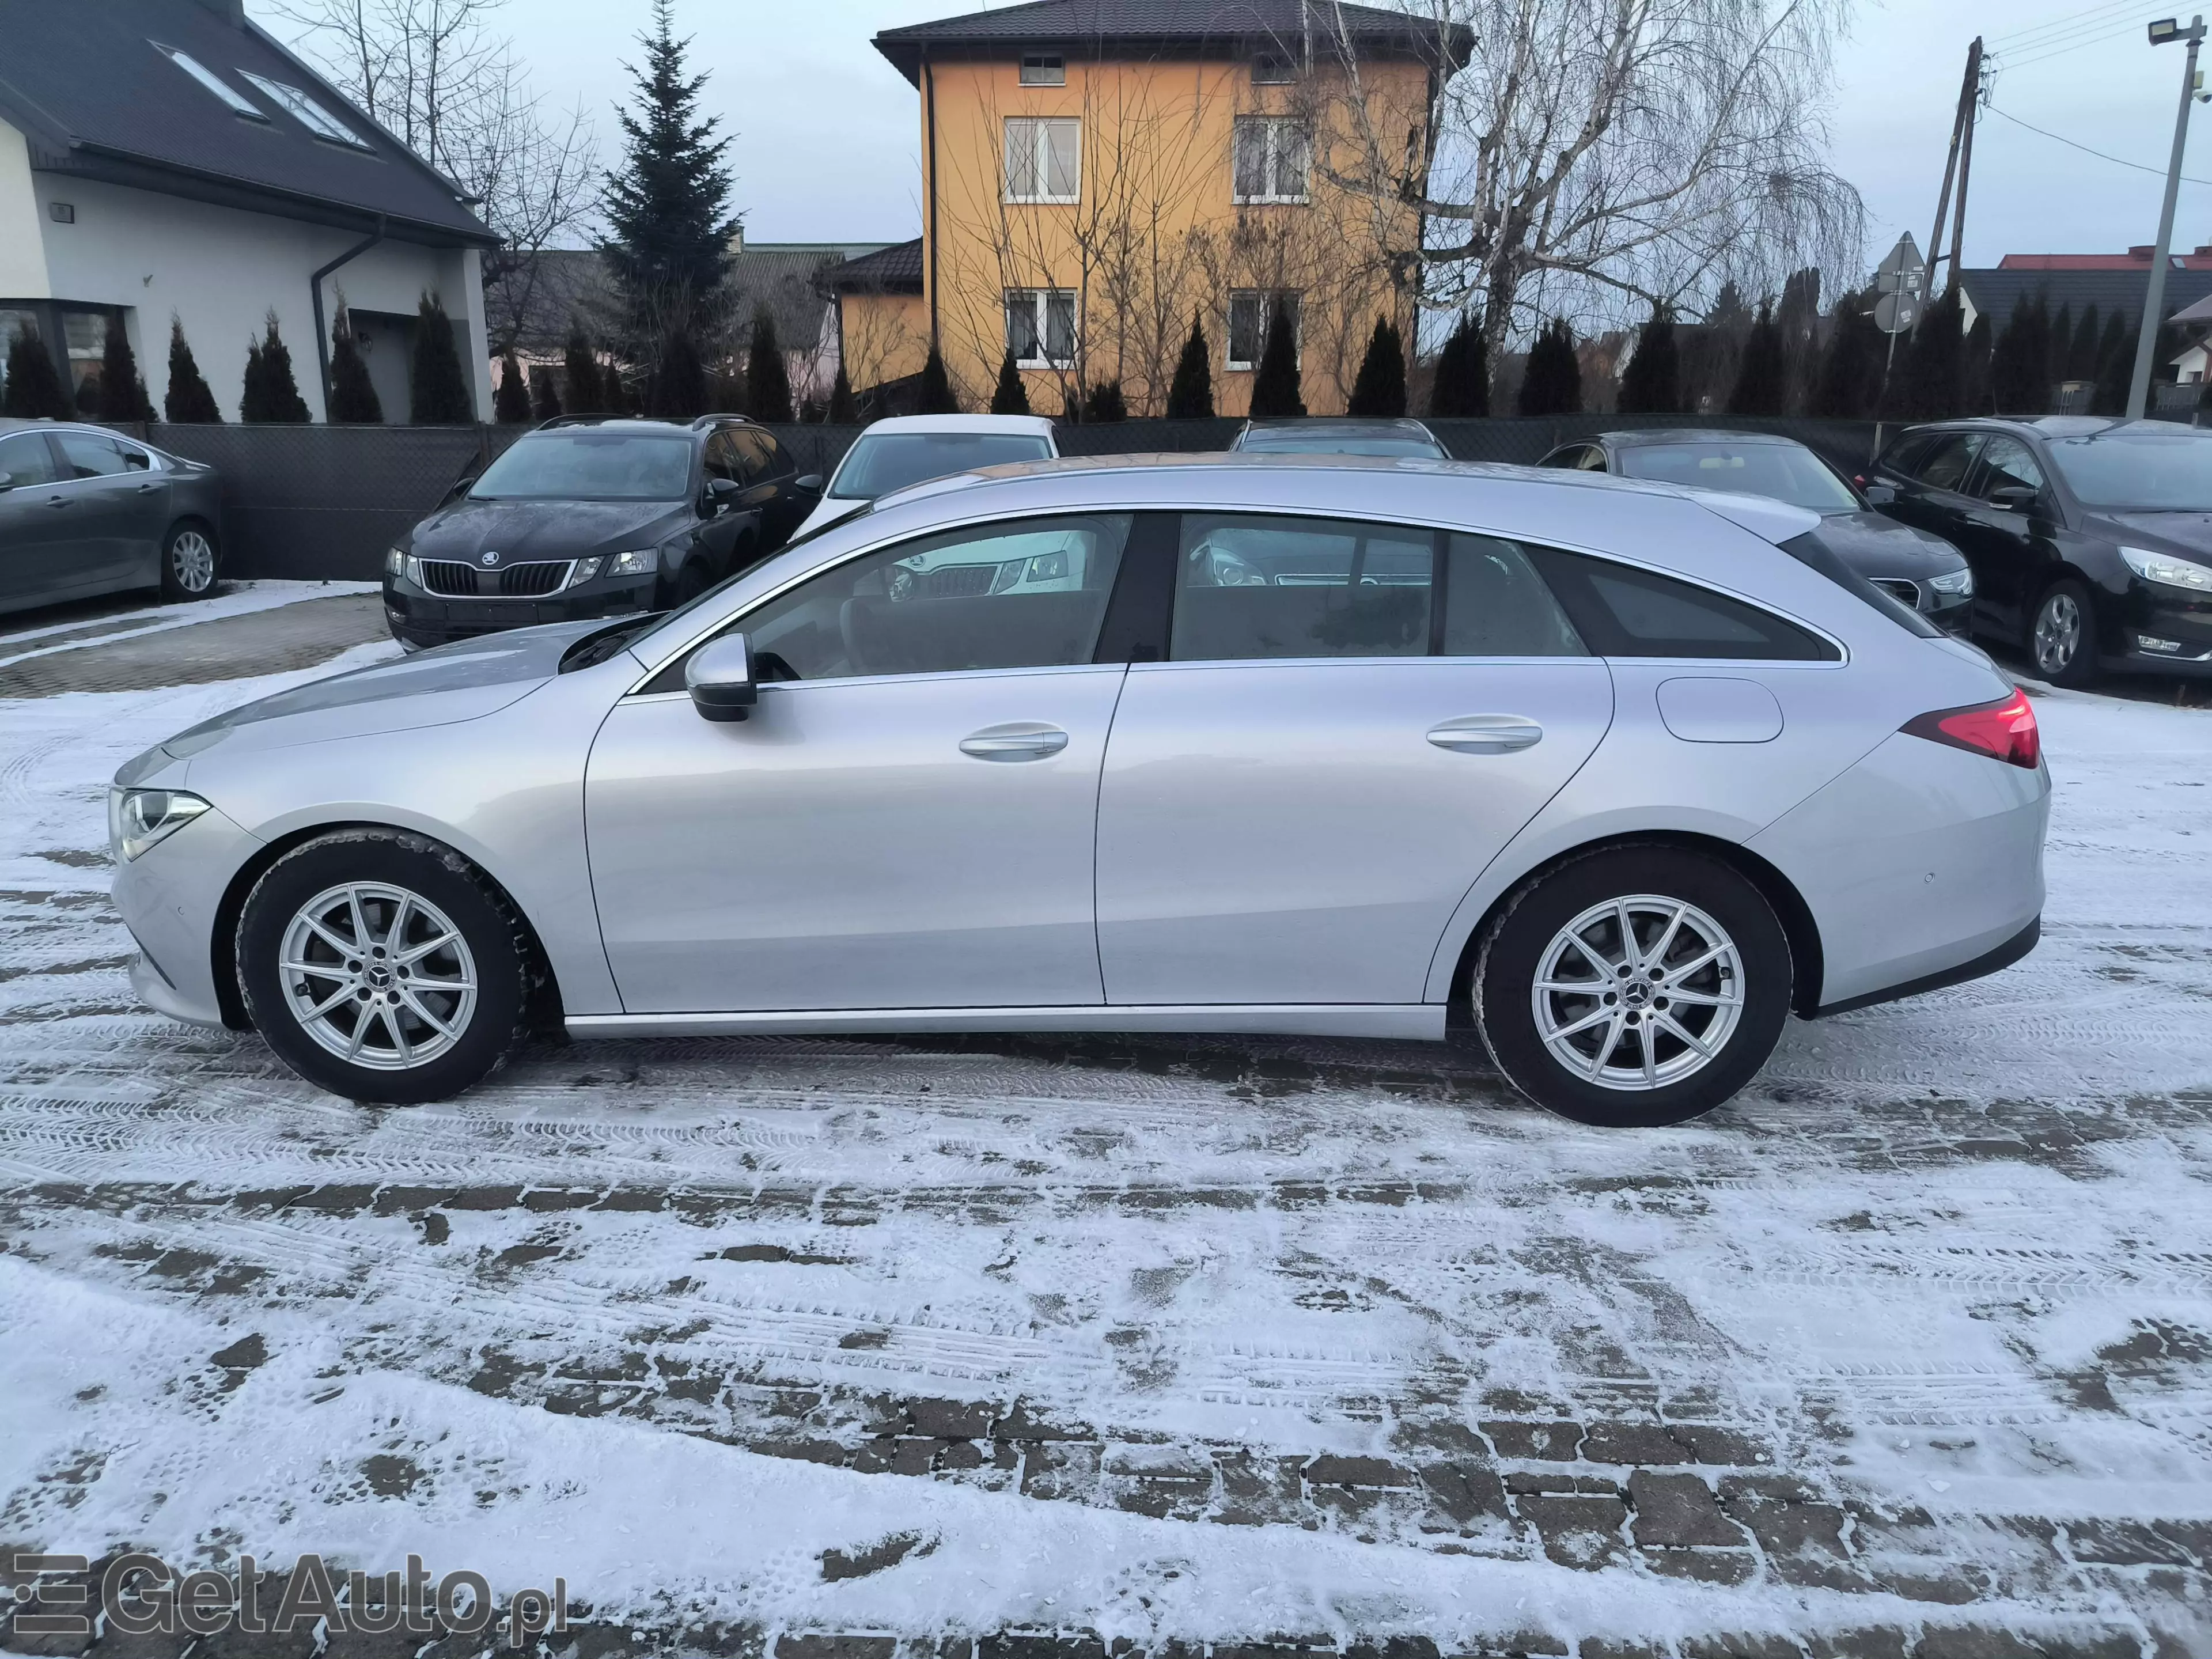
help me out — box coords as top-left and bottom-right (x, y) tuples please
(585, 511), (1136, 1013)
(109, 437), (172, 586)
(696, 430), (748, 574)
(47, 429), (143, 587)
(1093, 513), (1614, 1007)
(0, 431), (75, 604)
(747, 429), (810, 549)
(1950, 435), (2055, 632)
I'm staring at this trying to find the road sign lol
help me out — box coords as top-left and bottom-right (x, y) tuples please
(1876, 234), (1926, 296)
(1874, 290), (1922, 335)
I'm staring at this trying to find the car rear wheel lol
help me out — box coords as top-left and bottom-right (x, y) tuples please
(2029, 579), (2100, 687)
(1472, 846), (1793, 1127)
(159, 521), (218, 601)
(237, 830), (535, 1103)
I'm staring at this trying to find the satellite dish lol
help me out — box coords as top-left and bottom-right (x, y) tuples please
(1874, 290), (1922, 335)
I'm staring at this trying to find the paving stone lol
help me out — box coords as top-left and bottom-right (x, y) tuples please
(778, 1639), (896, 1659)
(889, 1437), (944, 1476)
(1803, 1630), (1911, 1659)
(1304, 1455), (1415, 1489)
(1578, 1641), (1671, 1659)
(976, 1638), (1106, 1659)
(2061, 1518), (2202, 1567)
(1641, 1547), (1758, 1585)
(1480, 1420), (1584, 1460)
(1580, 1422), (1701, 1467)
(1212, 1451), (1309, 1527)
(1680, 1637), (1804, 1659)
(1628, 1471), (1742, 1548)
(1415, 1461), (1510, 1527)
(908, 1398), (997, 1440)
(1909, 1631), (2046, 1659)
(1508, 1472), (1622, 1496)
(1514, 1493), (1628, 1569)
(1717, 1476), (1849, 1557)
(1020, 1441), (1101, 1502)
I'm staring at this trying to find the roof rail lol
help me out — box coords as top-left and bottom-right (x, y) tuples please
(690, 412), (756, 429)
(533, 414), (606, 430)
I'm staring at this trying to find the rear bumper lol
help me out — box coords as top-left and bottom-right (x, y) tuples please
(384, 575), (660, 647)
(1812, 915), (2039, 1017)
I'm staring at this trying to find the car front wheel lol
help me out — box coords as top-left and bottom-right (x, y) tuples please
(1472, 846), (1793, 1127)
(159, 521), (218, 601)
(2029, 579), (2100, 687)
(237, 830), (535, 1103)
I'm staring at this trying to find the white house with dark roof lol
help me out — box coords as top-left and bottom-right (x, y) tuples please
(0, 0), (495, 422)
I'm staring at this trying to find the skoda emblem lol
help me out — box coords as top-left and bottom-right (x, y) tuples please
(480, 550), (500, 567)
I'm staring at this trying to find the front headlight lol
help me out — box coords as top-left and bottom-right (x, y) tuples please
(608, 549), (657, 578)
(566, 556), (604, 589)
(108, 788), (211, 862)
(384, 546), (407, 577)
(1929, 566), (1974, 596)
(2122, 545), (2212, 593)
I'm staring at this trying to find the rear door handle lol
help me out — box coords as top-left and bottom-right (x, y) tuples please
(1428, 714), (1543, 753)
(960, 723), (1070, 761)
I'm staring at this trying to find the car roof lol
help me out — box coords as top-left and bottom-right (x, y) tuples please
(1894, 415), (2206, 441)
(1243, 417), (1437, 435)
(857, 414), (1058, 437)
(1592, 427), (1802, 448)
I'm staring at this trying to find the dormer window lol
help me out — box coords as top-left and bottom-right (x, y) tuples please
(240, 72), (374, 150)
(1020, 52), (1066, 85)
(153, 44), (268, 120)
(1252, 52), (1297, 84)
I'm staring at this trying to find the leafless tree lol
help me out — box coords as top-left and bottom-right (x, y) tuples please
(1313, 0), (1865, 366)
(269, 0), (600, 350)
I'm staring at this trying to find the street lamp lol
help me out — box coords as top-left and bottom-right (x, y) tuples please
(2126, 13), (2208, 421)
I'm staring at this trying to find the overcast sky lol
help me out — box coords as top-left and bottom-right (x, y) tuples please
(264, 0), (2212, 279)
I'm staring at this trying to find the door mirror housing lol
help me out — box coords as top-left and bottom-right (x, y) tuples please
(1858, 479), (1897, 506)
(1988, 484), (2039, 514)
(795, 473), (824, 494)
(685, 634), (758, 722)
(704, 477), (743, 514)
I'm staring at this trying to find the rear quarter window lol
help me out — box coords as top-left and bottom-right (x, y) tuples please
(1528, 548), (1839, 661)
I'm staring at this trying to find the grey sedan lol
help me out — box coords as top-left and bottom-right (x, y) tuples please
(0, 419), (224, 615)
(109, 455), (2048, 1126)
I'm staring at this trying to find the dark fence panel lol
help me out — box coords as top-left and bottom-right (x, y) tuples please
(118, 414), (1894, 582)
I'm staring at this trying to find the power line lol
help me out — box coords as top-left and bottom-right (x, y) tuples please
(1995, 16), (2153, 70)
(1986, 102), (2212, 185)
(1989, 0), (2139, 51)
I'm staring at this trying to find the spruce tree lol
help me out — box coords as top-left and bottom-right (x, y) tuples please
(1082, 379), (1127, 422)
(2047, 302), (2074, 396)
(327, 305), (384, 423)
(562, 321), (604, 414)
(2, 325), (72, 420)
(1961, 312), (1994, 415)
(601, 0), (737, 351)
(531, 365), (563, 422)
(1809, 294), (1881, 418)
(1517, 317), (1582, 416)
(1248, 304), (1304, 417)
(494, 349), (532, 422)
(990, 348), (1031, 415)
(1727, 303), (1787, 416)
(1989, 293), (2037, 414)
(915, 345), (957, 414)
(163, 318), (222, 423)
(1617, 306), (1680, 414)
(745, 312), (791, 422)
(1902, 288), (1964, 419)
(1166, 315), (1213, 418)
(648, 325), (710, 417)
(2067, 304), (2102, 382)
(96, 316), (156, 423)
(828, 365), (857, 423)
(2093, 313), (2136, 415)
(410, 293), (474, 423)
(1427, 312), (1488, 416)
(1346, 317), (1407, 417)
(242, 313), (310, 423)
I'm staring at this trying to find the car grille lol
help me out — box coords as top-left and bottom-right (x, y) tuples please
(922, 563), (999, 599)
(1871, 577), (1922, 609)
(417, 559), (573, 598)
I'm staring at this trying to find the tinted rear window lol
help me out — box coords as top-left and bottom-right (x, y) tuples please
(830, 433), (1053, 499)
(1778, 530), (1941, 639)
(1528, 549), (1838, 660)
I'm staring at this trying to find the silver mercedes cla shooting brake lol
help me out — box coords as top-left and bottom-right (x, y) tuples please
(109, 456), (2049, 1126)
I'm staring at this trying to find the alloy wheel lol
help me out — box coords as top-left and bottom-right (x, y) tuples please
(278, 882), (479, 1071)
(1530, 895), (1745, 1092)
(2033, 591), (2081, 676)
(170, 530), (216, 594)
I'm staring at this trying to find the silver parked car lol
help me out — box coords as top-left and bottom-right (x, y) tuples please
(0, 419), (224, 615)
(109, 455), (2049, 1126)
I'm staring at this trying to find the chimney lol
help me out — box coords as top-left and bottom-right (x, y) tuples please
(728, 222), (745, 256)
(2129, 244), (2156, 261)
(191, 0), (246, 25)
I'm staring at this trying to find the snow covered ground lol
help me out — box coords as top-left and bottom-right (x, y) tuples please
(2, 599), (2210, 1656)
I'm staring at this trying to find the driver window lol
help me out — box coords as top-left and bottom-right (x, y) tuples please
(1974, 437), (2045, 499)
(1171, 513), (1432, 661)
(1914, 433), (1982, 494)
(703, 431), (742, 483)
(729, 513), (1131, 681)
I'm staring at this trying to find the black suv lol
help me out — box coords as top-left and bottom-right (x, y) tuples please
(384, 416), (822, 650)
(1866, 416), (2212, 685)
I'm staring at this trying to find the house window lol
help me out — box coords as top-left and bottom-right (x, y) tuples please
(1006, 289), (1077, 368)
(152, 43), (268, 120)
(1233, 116), (1309, 204)
(1227, 290), (1299, 371)
(1020, 53), (1066, 86)
(1005, 117), (1081, 203)
(239, 71), (374, 150)
(1251, 52), (1297, 84)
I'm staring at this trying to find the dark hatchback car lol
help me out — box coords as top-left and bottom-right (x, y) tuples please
(1, 419), (225, 616)
(384, 415), (821, 650)
(1865, 416), (2212, 685)
(1233, 417), (1450, 459)
(1540, 430), (1975, 634)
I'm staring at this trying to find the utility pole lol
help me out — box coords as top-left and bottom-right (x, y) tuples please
(1945, 39), (1985, 294)
(2128, 16), (2208, 422)
(1923, 41), (1982, 302)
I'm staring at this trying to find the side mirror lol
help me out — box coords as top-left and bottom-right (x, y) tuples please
(685, 634), (757, 722)
(443, 473), (479, 505)
(1861, 482), (1897, 506)
(795, 474), (824, 494)
(1988, 484), (2039, 514)
(704, 478), (743, 513)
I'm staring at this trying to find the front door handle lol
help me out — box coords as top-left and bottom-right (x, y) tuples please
(1428, 714), (1543, 754)
(960, 722), (1070, 761)
(46, 495), (71, 509)
(136, 481), (160, 493)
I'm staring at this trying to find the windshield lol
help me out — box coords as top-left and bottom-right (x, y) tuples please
(1237, 431), (1446, 459)
(470, 431), (694, 501)
(829, 432), (1053, 499)
(2045, 429), (2212, 511)
(1615, 441), (1860, 514)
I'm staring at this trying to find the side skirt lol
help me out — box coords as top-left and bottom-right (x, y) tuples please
(566, 1004), (1448, 1042)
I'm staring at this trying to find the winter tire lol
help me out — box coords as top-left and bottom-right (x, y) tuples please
(2030, 578), (2100, 687)
(237, 830), (535, 1103)
(1472, 844), (1793, 1127)
(159, 521), (218, 601)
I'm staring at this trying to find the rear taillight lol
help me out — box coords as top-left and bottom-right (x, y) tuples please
(1902, 688), (2040, 770)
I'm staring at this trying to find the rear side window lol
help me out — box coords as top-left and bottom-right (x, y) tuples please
(1912, 433), (1982, 493)
(1778, 530), (1941, 639)
(1441, 535), (1587, 656)
(0, 432), (60, 487)
(1528, 548), (1838, 661)
(1171, 514), (1433, 660)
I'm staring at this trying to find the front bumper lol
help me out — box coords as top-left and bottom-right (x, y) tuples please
(111, 802), (262, 1029)
(384, 575), (660, 647)
(2104, 585), (2212, 675)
